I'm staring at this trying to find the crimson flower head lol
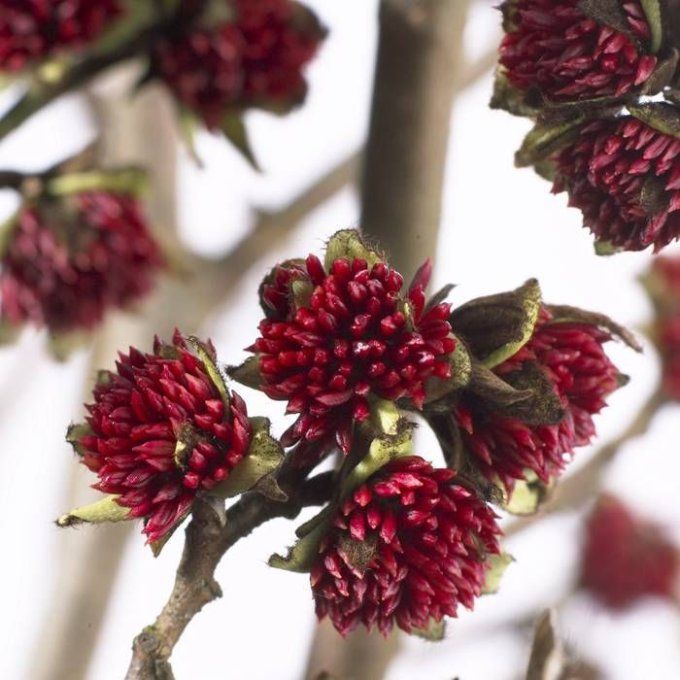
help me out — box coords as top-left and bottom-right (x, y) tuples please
(311, 456), (501, 636)
(153, 0), (325, 130)
(71, 331), (252, 543)
(456, 307), (620, 492)
(580, 495), (679, 609)
(0, 190), (164, 336)
(499, 0), (657, 102)
(248, 251), (456, 453)
(553, 115), (680, 252)
(0, 0), (123, 72)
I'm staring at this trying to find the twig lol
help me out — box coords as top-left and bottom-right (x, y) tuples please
(125, 468), (334, 679)
(505, 390), (666, 538)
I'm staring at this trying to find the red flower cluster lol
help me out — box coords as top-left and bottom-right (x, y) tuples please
(249, 256), (456, 453)
(553, 117), (680, 252)
(235, 0), (323, 106)
(580, 495), (679, 609)
(74, 332), (252, 542)
(0, 0), (123, 72)
(0, 191), (163, 335)
(311, 456), (501, 635)
(499, 0), (656, 101)
(154, 0), (324, 129)
(457, 309), (619, 491)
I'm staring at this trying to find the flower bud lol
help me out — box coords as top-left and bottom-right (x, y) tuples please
(60, 331), (282, 547)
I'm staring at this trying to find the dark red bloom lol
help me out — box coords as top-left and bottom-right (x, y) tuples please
(0, 0), (123, 72)
(73, 332), (252, 542)
(249, 256), (456, 452)
(499, 0), (657, 101)
(553, 117), (680, 252)
(154, 0), (324, 129)
(153, 26), (244, 130)
(457, 309), (620, 491)
(311, 456), (501, 636)
(580, 495), (679, 609)
(659, 315), (680, 399)
(234, 0), (325, 107)
(0, 191), (163, 335)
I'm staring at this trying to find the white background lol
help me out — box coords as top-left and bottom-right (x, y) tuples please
(1, 2), (679, 678)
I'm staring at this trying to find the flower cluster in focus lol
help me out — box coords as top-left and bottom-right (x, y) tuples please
(60, 230), (636, 639)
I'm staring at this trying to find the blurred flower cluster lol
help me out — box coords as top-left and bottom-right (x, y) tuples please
(495, 0), (680, 253)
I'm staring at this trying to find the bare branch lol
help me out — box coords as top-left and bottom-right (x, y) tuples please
(125, 467), (334, 679)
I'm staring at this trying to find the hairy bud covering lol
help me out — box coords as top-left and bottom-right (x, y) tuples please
(499, 0), (657, 101)
(249, 255), (456, 452)
(553, 117), (680, 252)
(311, 456), (501, 635)
(0, 0), (123, 72)
(0, 191), (163, 335)
(458, 309), (620, 491)
(580, 495), (679, 608)
(73, 332), (252, 542)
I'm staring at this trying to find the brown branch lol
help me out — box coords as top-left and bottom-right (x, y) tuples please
(360, 0), (473, 278)
(125, 468), (334, 679)
(505, 390), (666, 538)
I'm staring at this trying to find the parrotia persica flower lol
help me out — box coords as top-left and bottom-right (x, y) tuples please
(455, 307), (620, 492)
(580, 495), (679, 609)
(311, 456), (501, 636)
(0, 190), (163, 336)
(247, 239), (456, 453)
(499, 0), (657, 102)
(69, 332), (253, 543)
(153, 0), (325, 130)
(0, 0), (123, 72)
(552, 114), (680, 253)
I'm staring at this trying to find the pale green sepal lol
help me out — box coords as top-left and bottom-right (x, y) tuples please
(0, 212), (20, 259)
(269, 521), (329, 572)
(640, 0), (663, 53)
(515, 119), (583, 168)
(66, 423), (93, 457)
(324, 230), (384, 270)
(503, 472), (552, 516)
(424, 337), (472, 404)
(187, 336), (230, 410)
(221, 113), (260, 170)
(412, 619), (446, 642)
(340, 422), (414, 499)
(228, 356), (263, 391)
(57, 495), (131, 527)
(482, 280), (542, 369)
(371, 399), (400, 436)
(47, 168), (148, 198)
(214, 417), (286, 501)
(628, 102), (680, 139)
(482, 552), (514, 595)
